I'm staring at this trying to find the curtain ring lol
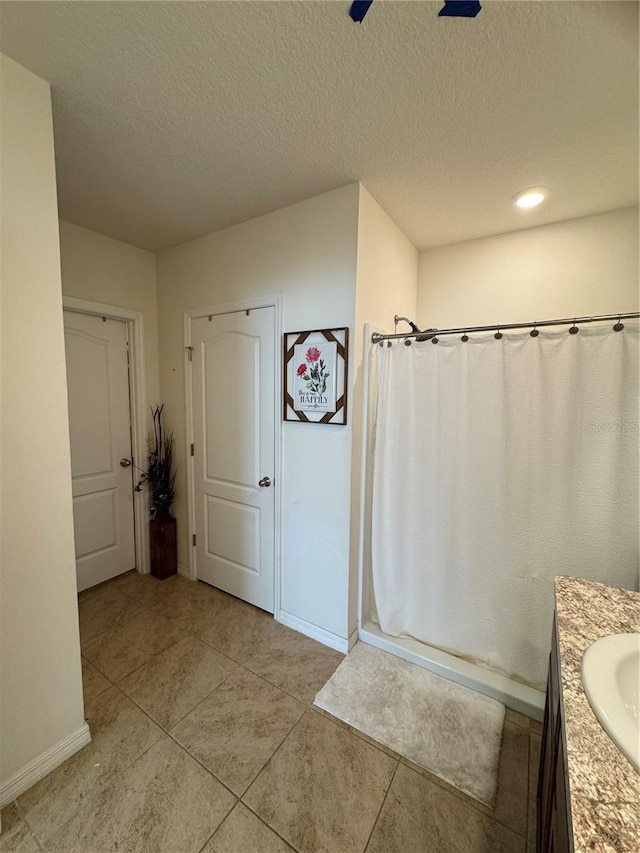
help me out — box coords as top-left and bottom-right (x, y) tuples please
(613, 314), (624, 332)
(494, 326), (503, 340)
(461, 330), (469, 342)
(404, 338), (412, 346)
(530, 322), (539, 338)
(569, 319), (579, 335)
(431, 336), (439, 344)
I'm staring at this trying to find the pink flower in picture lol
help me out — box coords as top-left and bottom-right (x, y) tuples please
(297, 343), (330, 395)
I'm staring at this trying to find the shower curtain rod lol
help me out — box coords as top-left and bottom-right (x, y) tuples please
(370, 312), (640, 344)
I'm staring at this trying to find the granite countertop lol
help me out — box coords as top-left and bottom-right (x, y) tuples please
(554, 576), (640, 853)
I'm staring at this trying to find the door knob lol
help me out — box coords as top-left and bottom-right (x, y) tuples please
(258, 476), (271, 488)
(120, 458), (132, 467)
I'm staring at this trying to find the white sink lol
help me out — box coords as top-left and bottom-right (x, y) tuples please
(581, 633), (640, 772)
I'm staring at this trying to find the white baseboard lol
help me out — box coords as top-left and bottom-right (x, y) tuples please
(177, 563), (195, 580)
(275, 610), (350, 654)
(0, 722), (92, 807)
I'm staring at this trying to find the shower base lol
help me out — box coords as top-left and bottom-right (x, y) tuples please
(359, 621), (545, 720)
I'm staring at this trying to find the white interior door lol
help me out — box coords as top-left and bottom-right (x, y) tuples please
(191, 307), (275, 612)
(64, 311), (136, 592)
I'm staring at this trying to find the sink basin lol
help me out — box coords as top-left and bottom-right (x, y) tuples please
(581, 633), (640, 772)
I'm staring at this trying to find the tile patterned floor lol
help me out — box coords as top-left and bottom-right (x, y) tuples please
(1, 571), (541, 853)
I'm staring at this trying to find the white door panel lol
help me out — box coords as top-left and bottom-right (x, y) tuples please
(191, 308), (275, 612)
(64, 312), (135, 591)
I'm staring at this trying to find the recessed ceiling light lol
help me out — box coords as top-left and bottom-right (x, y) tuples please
(513, 187), (550, 209)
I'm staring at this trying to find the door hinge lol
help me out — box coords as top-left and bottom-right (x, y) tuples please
(185, 346), (193, 361)
(190, 443), (194, 456)
(192, 533), (197, 546)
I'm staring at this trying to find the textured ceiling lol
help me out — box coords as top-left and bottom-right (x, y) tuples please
(0, 1), (637, 251)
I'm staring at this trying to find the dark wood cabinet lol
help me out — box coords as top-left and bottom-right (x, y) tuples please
(537, 614), (574, 853)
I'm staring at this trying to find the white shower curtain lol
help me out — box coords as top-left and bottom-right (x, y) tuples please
(371, 323), (639, 688)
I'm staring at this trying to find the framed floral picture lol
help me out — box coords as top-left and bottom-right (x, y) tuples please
(283, 327), (349, 424)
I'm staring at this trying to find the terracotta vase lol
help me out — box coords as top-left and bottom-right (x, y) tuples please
(149, 504), (177, 580)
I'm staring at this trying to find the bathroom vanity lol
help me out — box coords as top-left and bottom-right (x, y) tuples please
(537, 577), (640, 853)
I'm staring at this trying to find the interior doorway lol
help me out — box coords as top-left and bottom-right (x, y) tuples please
(185, 296), (282, 614)
(64, 310), (135, 590)
(63, 297), (150, 588)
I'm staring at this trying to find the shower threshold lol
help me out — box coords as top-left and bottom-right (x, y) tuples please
(359, 622), (545, 720)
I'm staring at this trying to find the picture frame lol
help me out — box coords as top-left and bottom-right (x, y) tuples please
(283, 327), (349, 424)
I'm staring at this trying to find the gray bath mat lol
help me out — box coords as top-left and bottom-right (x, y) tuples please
(314, 642), (504, 806)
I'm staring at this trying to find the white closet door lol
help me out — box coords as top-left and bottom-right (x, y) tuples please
(64, 311), (135, 591)
(191, 307), (275, 612)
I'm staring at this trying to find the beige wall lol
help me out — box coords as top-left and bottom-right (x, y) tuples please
(59, 220), (160, 406)
(156, 184), (359, 641)
(350, 186), (418, 630)
(417, 207), (639, 328)
(0, 56), (85, 786)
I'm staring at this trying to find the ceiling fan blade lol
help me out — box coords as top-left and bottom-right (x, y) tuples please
(349, 1), (374, 23)
(438, 1), (482, 17)
(349, 0), (482, 26)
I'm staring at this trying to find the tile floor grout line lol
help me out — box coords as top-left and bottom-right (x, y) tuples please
(80, 573), (201, 619)
(239, 706), (317, 807)
(82, 680), (112, 704)
(236, 664), (308, 707)
(81, 652), (118, 696)
(79, 577), (155, 608)
(76, 575), (121, 604)
(182, 621), (325, 708)
(163, 726), (240, 803)
(239, 657), (323, 704)
(110, 585), (158, 608)
(362, 758), (401, 853)
(101, 680), (221, 795)
(194, 822), (220, 853)
(106, 682), (172, 754)
(85, 622), (188, 685)
(236, 699), (404, 840)
(135, 649), (311, 798)
(78, 597), (156, 649)
(239, 800), (302, 852)
(163, 666), (241, 732)
(309, 704), (401, 761)
(397, 752), (505, 820)
(13, 795), (49, 852)
(191, 794), (237, 853)
(233, 707), (307, 801)
(112, 631), (195, 689)
(12, 787), (52, 851)
(109, 669), (242, 804)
